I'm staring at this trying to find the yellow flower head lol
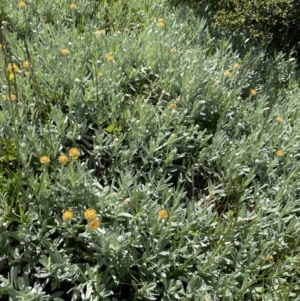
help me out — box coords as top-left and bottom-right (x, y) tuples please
(40, 155), (50, 164)
(267, 254), (274, 261)
(60, 48), (70, 55)
(10, 94), (17, 101)
(158, 209), (168, 219)
(84, 208), (97, 221)
(157, 18), (165, 28)
(94, 29), (106, 36)
(169, 47), (175, 53)
(88, 219), (100, 230)
(97, 72), (104, 78)
(70, 3), (77, 10)
(277, 150), (284, 157)
(69, 147), (80, 159)
(169, 103), (176, 111)
(18, 1), (26, 8)
(106, 54), (114, 61)
(224, 70), (232, 77)
(22, 60), (29, 68)
(233, 63), (241, 69)
(8, 63), (19, 74)
(58, 154), (68, 164)
(124, 198), (131, 204)
(0, 44), (3, 50)
(250, 89), (257, 96)
(276, 116), (284, 122)
(62, 210), (73, 221)
(24, 71), (30, 77)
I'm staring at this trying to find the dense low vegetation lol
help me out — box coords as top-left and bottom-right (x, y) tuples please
(1, 0), (300, 300)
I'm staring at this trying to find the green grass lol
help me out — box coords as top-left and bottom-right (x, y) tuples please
(0, 0), (300, 300)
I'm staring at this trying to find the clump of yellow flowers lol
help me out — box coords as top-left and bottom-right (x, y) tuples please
(84, 209), (100, 230)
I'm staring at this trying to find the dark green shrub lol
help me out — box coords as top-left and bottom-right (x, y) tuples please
(213, 0), (300, 62)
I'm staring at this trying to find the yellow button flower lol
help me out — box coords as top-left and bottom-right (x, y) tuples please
(22, 60), (29, 68)
(157, 18), (165, 28)
(62, 210), (73, 221)
(40, 156), (50, 164)
(277, 150), (284, 157)
(233, 63), (241, 69)
(58, 154), (68, 164)
(88, 219), (100, 230)
(69, 147), (80, 159)
(94, 29), (106, 36)
(10, 94), (17, 101)
(7, 63), (19, 74)
(84, 208), (97, 221)
(124, 198), (131, 204)
(276, 116), (284, 122)
(70, 3), (77, 10)
(106, 54), (114, 61)
(169, 103), (176, 111)
(60, 48), (70, 55)
(158, 209), (168, 219)
(250, 89), (257, 96)
(224, 70), (232, 77)
(18, 1), (26, 8)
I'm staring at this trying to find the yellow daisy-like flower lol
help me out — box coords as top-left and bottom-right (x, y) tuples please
(106, 54), (114, 61)
(88, 219), (100, 230)
(40, 155), (50, 164)
(60, 48), (70, 55)
(70, 3), (77, 10)
(10, 94), (17, 101)
(22, 60), (29, 68)
(18, 1), (26, 8)
(158, 209), (168, 219)
(169, 47), (175, 53)
(169, 103), (176, 110)
(94, 29), (106, 36)
(69, 147), (80, 159)
(58, 154), (68, 164)
(276, 116), (284, 122)
(62, 210), (73, 221)
(84, 208), (97, 221)
(224, 70), (232, 77)
(7, 63), (19, 74)
(97, 72), (104, 78)
(233, 63), (241, 69)
(277, 150), (284, 157)
(250, 89), (257, 96)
